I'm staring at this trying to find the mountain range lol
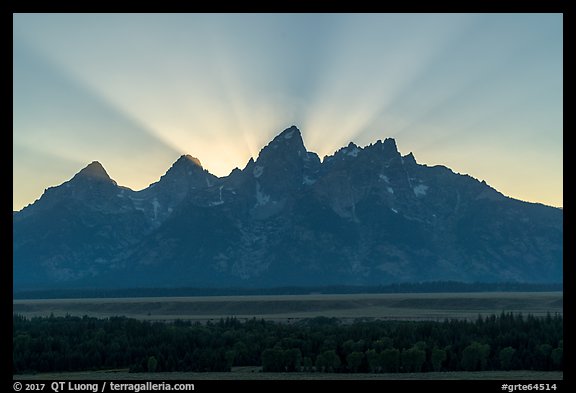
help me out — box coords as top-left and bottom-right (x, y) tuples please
(13, 126), (563, 290)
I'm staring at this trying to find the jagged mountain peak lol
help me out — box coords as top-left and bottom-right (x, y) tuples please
(325, 137), (403, 163)
(341, 142), (362, 157)
(258, 126), (307, 158)
(175, 154), (203, 169)
(150, 154), (217, 192)
(402, 152), (417, 165)
(73, 161), (113, 182)
(13, 125), (563, 290)
(382, 138), (400, 157)
(160, 154), (206, 180)
(278, 125), (301, 139)
(78, 161), (110, 179)
(243, 157), (256, 170)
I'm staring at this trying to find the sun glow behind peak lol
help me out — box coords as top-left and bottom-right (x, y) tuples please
(13, 13), (562, 210)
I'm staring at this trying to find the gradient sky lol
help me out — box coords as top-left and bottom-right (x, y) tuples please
(13, 13), (563, 211)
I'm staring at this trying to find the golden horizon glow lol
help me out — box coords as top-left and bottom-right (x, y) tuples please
(13, 14), (563, 210)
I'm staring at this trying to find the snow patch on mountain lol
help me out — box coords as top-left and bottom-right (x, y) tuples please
(284, 129), (295, 139)
(209, 185), (225, 207)
(303, 176), (316, 185)
(413, 184), (429, 197)
(253, 165), (264, 178)
(347, 146), (361, 157)
(152, 198), (160, 220)
(255, 182), (270, 206)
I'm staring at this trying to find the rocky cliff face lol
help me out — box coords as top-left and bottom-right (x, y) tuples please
(13, 126), (563, 289)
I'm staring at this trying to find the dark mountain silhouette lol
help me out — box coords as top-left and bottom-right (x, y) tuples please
(13, 126), (563, 290)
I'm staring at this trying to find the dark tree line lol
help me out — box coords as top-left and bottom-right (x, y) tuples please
(13, 313), (562, 374)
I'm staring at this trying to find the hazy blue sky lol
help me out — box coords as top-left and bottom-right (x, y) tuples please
(13, 13), (562, 210)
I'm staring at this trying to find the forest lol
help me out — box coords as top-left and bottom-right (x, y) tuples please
(13, 313), (562, 375)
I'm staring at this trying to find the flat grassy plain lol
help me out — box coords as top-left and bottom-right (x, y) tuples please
(12, 291), (562, 322)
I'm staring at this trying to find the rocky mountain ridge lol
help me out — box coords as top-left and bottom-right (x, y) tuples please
(13, 126), (563, 289)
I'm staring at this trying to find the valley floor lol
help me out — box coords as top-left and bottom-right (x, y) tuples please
(12, 291), (563, 322)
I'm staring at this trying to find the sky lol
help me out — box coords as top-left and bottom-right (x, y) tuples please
(13, 13), (563, 211)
